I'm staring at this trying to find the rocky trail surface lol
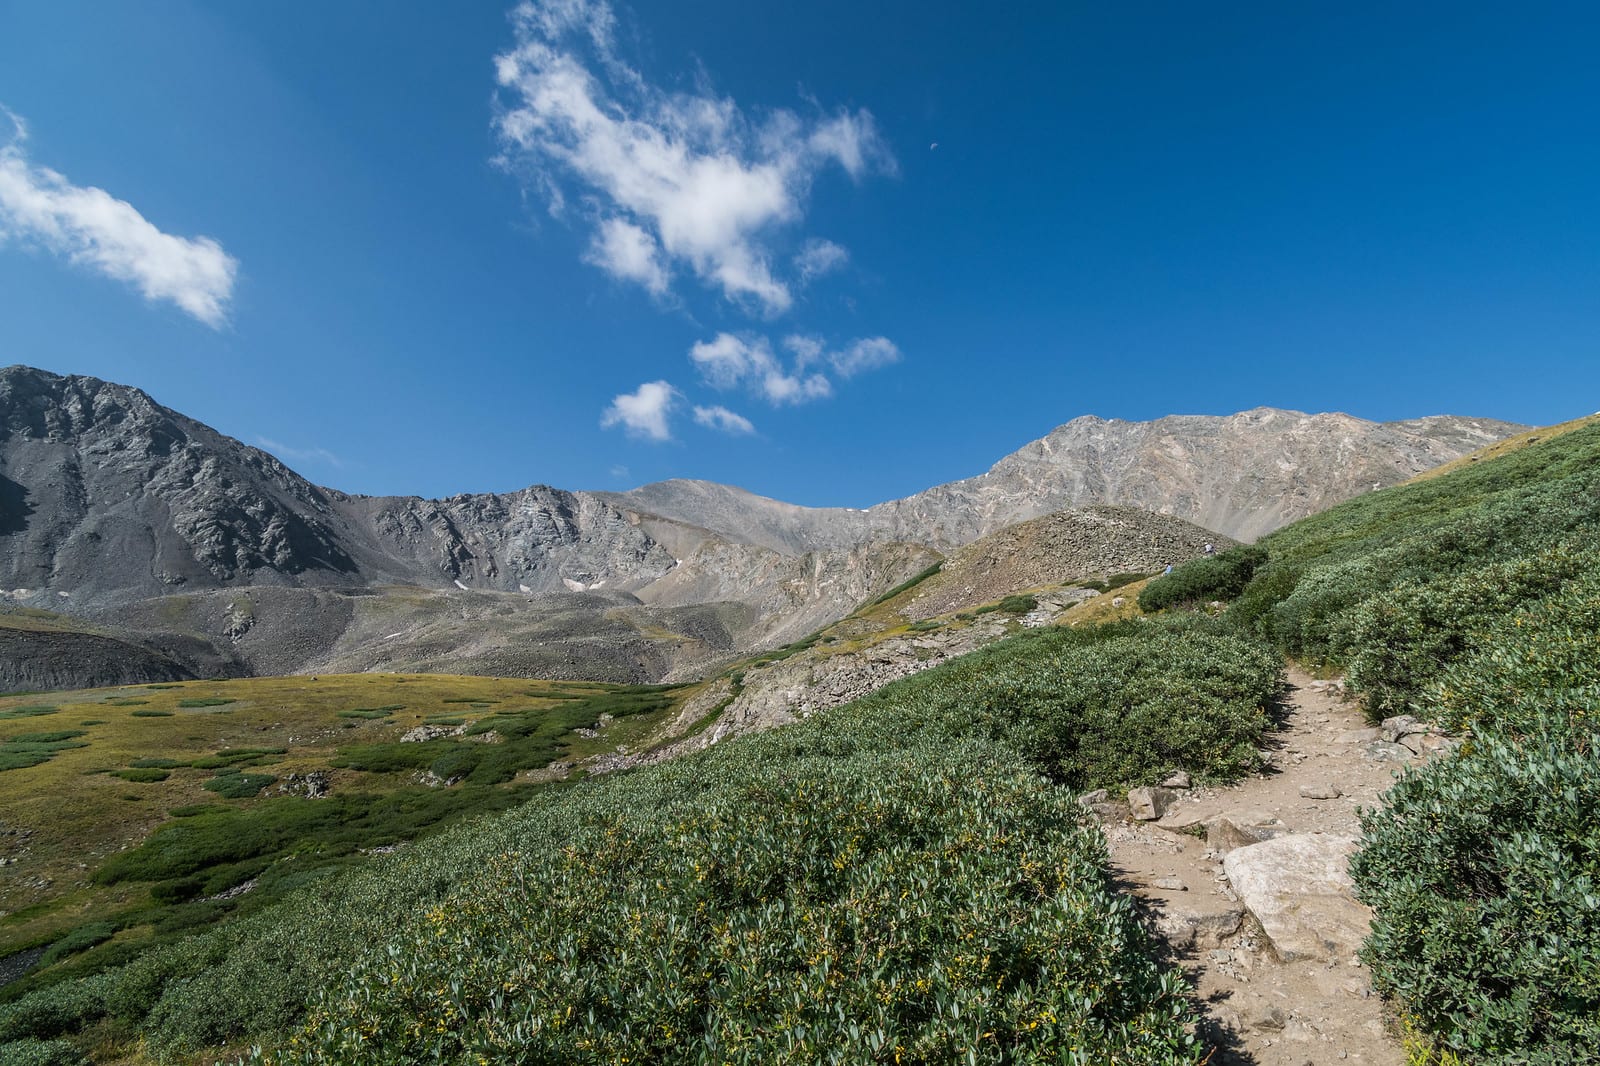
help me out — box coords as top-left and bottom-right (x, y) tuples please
(1099, 667), (1453, 1066)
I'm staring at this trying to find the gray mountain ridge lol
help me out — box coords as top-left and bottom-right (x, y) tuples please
(0, 364), (1523, 688)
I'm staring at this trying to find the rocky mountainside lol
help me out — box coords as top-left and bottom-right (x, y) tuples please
(0, 365), (1522, 687)
(611, 406), (1523, 547)
(0, 366), (931, 644)
(874, 408), (1520, 543)
(901, 506), (1234, 620)
(614, 409), (1521, 548)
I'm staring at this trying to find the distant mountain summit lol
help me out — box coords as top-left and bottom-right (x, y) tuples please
(871, 407), (1523, 543)
(0, 365), (1523, 687)
(599, 407), (1522, 548)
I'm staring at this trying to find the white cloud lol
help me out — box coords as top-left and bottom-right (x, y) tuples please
(585, 216), (669, 295)
(783, 334), (825, 370)
(760, 367), (831, 406)
(254, 437), (346, 470)
(689, 332), (759, 389)
(692, 404), (755, 435)
(689, 331), (830, 407)
(494, 0), (892, 312)
(0, 108), (237, 327)
(600, 379), (679, 441)
(793, 238), (848, 284)
(830, 336), (901, 377)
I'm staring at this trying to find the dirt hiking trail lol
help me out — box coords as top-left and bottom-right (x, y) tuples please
(1100, 666), (1450, 1066)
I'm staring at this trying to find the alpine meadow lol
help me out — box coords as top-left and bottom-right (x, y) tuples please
(3, 4), (1599, 1065)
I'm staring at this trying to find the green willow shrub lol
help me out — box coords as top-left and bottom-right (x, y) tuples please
(846, 617), (1281, 789)
(1351, 727), (1600, 1063)
(997, 593), (1038, 614)
(1333, 538), (1593, 719)
(0, 1038), (86, 1066)
(1137, 545), (1267, 612)
(253, 741), (1203, 1066)
(1428, 569), (1600, 738)
(1231, 423), (1600, 655)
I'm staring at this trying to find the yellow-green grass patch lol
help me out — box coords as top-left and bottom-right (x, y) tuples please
(0, 673), (696, 973)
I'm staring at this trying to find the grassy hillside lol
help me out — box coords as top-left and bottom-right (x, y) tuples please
(1139, 418), (1600, 1064)
(0, 613), (1281, 1064)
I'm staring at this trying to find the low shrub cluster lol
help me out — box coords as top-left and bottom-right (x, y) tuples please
(1348, 568), (1600, 1063)
(996, 593), (1038, 614)
(0, 730), (89, 772)
(202, 771), (276, 798)
(255, 742), (1201, 1065)
(845, 616), (1281, 790)
(1137, 546), (1266, 612)
(0, 705), (57, 721)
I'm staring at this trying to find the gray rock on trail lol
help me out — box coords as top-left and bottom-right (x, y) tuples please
(1205, 811), (1294, 852)
(1400, 732), (1454, 757)
(1128, 786), (1181, 821)
(1299, 783), (1342, 800)
(1364, 741), (1414, 763)
(1223, 834), (1372, 963)
(1153, 905), (1244, 950)
(1379, 715), (1426, 742)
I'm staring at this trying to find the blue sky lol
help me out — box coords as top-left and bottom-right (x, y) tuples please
(1, 2), (1597, 506)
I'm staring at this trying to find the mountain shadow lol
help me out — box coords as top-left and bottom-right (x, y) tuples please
(0, 474), (32, 536)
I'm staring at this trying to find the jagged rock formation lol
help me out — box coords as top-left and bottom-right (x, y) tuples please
(0, 365), (1523, 688)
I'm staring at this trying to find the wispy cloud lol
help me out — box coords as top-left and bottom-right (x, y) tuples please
(601, 379), (679, 441)
(254, 436), (347, 470)
(693, 404), (755, 435)
(0, 107), (237, 327)
(793, 238), (848, 284)
(829, 335), (901, 377)
(494, 0), (893, 313)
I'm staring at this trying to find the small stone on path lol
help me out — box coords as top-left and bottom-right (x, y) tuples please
(1128, 785), (1179, 820)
